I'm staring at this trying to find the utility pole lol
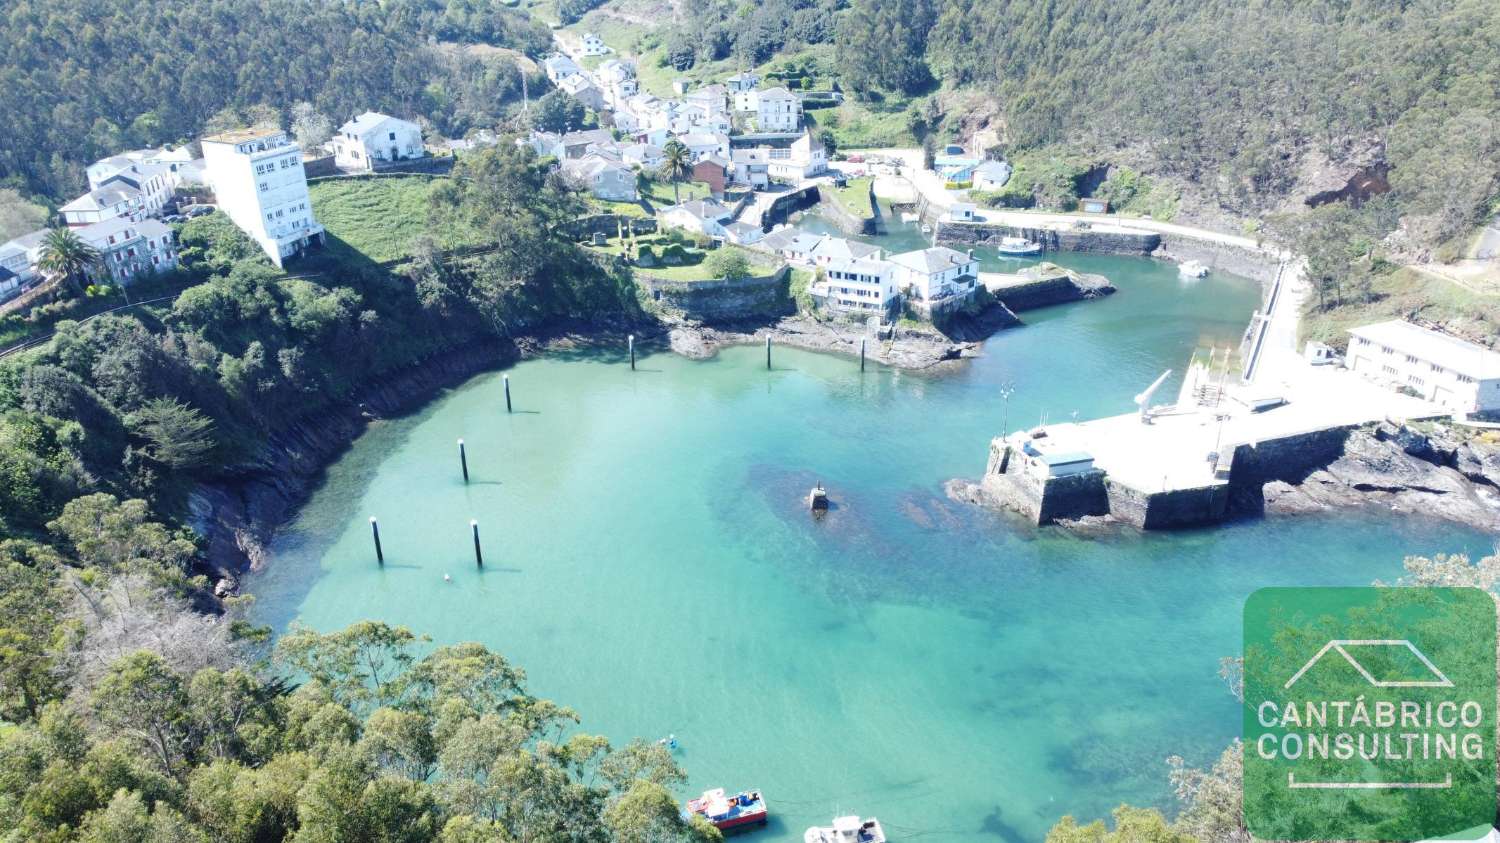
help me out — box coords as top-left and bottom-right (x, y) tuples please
(999, 384), (1014, 437)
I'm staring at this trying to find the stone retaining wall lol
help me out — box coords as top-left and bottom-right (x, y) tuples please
(936, 221), (1161, 255)
(636, 266), (793, 323)
(981, 441), (1111, 524)
(1104, 480), (1231, 529)
(1154, 232), (1280, 284)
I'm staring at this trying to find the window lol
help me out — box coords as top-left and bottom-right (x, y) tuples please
(1430, 363), (1444, 373)
(1408, 375), (1424, 386)
(1405, 354), (1419, 364)
(259, 182), (268, 192)
(389, 132), (396, 141)
(1382, 345), (1394, 354)
(1382, 365), (1398, 376)
(1459, 374), (1475, 384)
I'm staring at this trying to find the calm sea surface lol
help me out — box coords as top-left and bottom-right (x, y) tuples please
(250, 212), (1494, 841)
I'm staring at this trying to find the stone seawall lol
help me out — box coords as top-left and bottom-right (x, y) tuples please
(980, 440), (1110, 524)
(818, 185), (879, 236)
(1154, 233), (1280, 284)
(936, 221), (1161, 255)
(637, 267), (794, 323)
(1104, 481), (1231, 530)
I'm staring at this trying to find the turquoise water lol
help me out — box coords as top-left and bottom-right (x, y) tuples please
(250, 231), (1494, 841)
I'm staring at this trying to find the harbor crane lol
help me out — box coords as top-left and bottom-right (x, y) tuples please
(1134, 369), (1173, 423)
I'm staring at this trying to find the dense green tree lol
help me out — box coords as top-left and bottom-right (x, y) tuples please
(127, 399), (217, 472)
(659, 140), (693, 207)
(529, 90), (586, 135)
(37, 228), (102, 297)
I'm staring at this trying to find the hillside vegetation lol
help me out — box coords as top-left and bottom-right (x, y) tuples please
(0, 0), (551, 200)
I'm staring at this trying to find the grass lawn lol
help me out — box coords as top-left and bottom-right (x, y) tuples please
(1300, 266), (1500, 349)
(309, 176), (483, 264)
(588, 235), (780, 280)
(590, 198), (651, 218)
(824, 176), (874, 219)
(640, 179), (710, 207)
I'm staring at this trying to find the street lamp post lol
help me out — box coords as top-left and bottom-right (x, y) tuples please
(999, 384), (1015, 438)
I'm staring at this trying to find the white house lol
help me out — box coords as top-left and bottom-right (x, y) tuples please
(561, 154), (639, 202)
(1347, 320), (1500, 414)
(332, 112), (425, 171)
(948, 202), (976, 222)
(888, 246), (978, 302)
(659, 198), (733, 238)
(555, 128), (617, 160)
(816, 256), (900, 316)
(725, 72), (759, 93)
(763, 132), (826, 182)
(580, 33), (609, 56)
(544, 55), (583, 83)
(76, 217), (178, 284)
(761, 229), (825, 264)
(809, 236), (881, 267)
(754, 87), (802, 132)
(722, 221), (764, 246)
(622, 143), (665, 170)
(60, 184), (144, 227)
(730, 149), (770, 188)
(87, 154), (178, 216)
(559, 74), (606, 112)
(973, 160), (1013, 191)
(680, 132), (731, 162)
(0, 230), (46, 297)
(201, 127), (324, 267)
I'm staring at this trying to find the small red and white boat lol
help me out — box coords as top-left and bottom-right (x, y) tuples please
(685, 788), (769, 832)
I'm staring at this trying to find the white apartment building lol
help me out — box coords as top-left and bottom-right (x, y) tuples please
(1347, 320), (1500, 414)
(764, 132), (826, 182)
(201, 127), (324, 267)
(755, 87), (802, 132)
(817, 257), (900, 315)
(332, 112), (425, 171)
(77, 217), (178, 284)
(888, 247), (978, 302)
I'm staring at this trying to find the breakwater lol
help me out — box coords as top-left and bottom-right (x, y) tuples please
(982, 266), (1115, 312)
(936, 219), (1161, 255)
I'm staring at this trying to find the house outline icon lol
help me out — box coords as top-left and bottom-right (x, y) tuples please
(1283, 639), (1453, 689)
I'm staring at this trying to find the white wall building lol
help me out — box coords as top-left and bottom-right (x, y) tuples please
(754, 87), (802, 132)
(763, 132), (826, 182)
(201, 127), (324, 268)
(659, 199), (733, 238)
(817, 257), (899, 315)
(544, 55), (582, 83)
(561, 154), (639, 202)
(60, 184), (144, 227)
(332, 112), (425, 171)
(1347, 320), (1500, 414)
(559, 74), (606, 112)
(888, 246), (978, 303)
(580, 33), (610, 56)
(87, 155), (178, 216)
(77, 217), (178, 284)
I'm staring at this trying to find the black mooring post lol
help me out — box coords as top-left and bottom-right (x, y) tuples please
(470, 519), (483, 567)
(370, 516), (384, 564)
(458, 438), (469, 483)
(766, 335), (772, 370)
(860, 338), (866, 372)
(629, 334), (636, 370)
(503, 375), (512, 413)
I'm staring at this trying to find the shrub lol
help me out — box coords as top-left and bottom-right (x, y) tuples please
(705, 248), (751, 281)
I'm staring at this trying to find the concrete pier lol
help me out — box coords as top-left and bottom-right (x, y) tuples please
(980, 358), (1446, 529)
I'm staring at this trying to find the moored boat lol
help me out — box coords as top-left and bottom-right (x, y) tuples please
(996, 235), (1042, 256)
(685, 788), (769, 832)
(805, 815), (886, 843)
(1178, 259), (1209, 278)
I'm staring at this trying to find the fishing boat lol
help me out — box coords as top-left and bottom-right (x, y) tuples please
(685, 788), (769, 832)
(995, 235), (1042, 256)
(1178, 260), (1209, 278)
(805, 815), (886, 843)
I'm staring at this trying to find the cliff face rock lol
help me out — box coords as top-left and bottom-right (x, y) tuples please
(1262, 423), (1500, 531)
(189, 340), (519, 584)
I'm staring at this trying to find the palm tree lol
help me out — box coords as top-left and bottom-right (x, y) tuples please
(37, 227), (101, 297)
(660, 139), (693, 206)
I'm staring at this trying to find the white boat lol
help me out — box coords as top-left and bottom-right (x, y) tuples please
(1178, 260), (1209, 278)
(995, 236), (1042, 256)
(920, 224), (932, 234)
(805, 816), (886, 843)
(900, 212), (919, 224)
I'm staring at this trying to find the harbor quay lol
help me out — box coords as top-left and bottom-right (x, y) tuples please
(980, 344), (1446, 529)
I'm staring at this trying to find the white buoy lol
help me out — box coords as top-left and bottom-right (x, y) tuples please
(444, 573), (452, 582)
